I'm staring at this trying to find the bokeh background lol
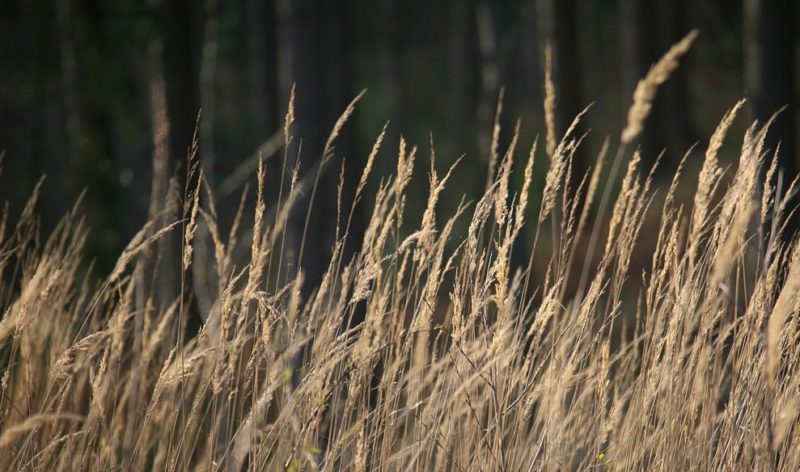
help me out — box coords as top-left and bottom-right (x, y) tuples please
(0, 0), (798, 284)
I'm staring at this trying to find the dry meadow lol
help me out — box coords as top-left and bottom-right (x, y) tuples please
(1, 32), (799, 471)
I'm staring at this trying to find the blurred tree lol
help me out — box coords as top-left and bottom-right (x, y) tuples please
(654, 0), (693, 161)
(0, 1), (60, 223)
(56, 0), (122, 273)
(520, 0), (542, 114)
(246, 0), (280, 146)
(744, 0), (796, 177)
(141, 0), (202, 319)
(536, 0), (586, 195)
(449, 0), (480, 162)
(535, 0), (583, 137)
(620, 0), (662, 162)
(379, 0), (406, 138)
(250, 0), (285, 238)
(621, 0), (692, 172)
(200, 0), (219, 186)
(476, 0), (502, 161)
(159, 0), (201, 193)
(278, 0), (362, 296)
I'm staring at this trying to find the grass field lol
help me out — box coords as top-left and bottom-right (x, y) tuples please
(2, 32), (800, 471)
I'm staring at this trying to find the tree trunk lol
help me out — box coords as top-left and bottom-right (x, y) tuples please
(379, 0), (405, 149)
(654, 0), (692, 160)
(449, 0), (480, 161)
(744, 0), (796, 177)
(620, 0), (662, 164)
(278, 0), (361, 295)
(56, 0), (120, 274)
(476, 0), (501, 163)
(160, 0), (202, 195)
(536, 0), (585, 180)
(142, 0), (203, 323)
(521, 1), (542, 111)
(246, 0), (280, 153)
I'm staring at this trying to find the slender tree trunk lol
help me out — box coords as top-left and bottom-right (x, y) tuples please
(56, 0), (120, 273)
(745, 0), (797, 242)
(192, 0), (220, 319)
(449, 0), (480, 161)
(620, 0), (662, 164)
(536, 0), (583, 136)
(326, 2), (363, 267)
(379, 0), (405, 148)
(161, 0), (201, 200)
(654, 0), (692, 159)
(521, 1), (542, 112)
(536, 0), (585, 179)
(476, 0), (501, 162)
(141, 0), (203, 323)
(160, 0), (202, 195)
(246, 0), (280, 142)
(278, 0), (361, 295)
(278, 0), (331, 293)
(29, 1), (49, 200)
(744, 0), (796, 177)
(199, 0), (219, 187)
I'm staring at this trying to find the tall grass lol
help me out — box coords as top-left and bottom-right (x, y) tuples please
(2, 32), (800, 471)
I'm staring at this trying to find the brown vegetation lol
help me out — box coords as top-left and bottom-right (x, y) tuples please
(1, 32), (799, 471)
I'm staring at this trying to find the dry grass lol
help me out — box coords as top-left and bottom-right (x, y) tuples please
(2, 35), (800, 471)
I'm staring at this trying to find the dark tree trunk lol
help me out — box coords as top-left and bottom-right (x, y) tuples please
(654, 0), (692, 160)
(278, 0), (361, 296)
(536, 0), (585, 181)
(56, 0), (121, 274)
(744, 0), (796, 177)
(620, 0), (662, 164)
(379, 0), (406, 150)
(536, 0), (583, 138)
(142, 0), (203, 326)
(246, 0), (280, 146)
(476, 0), (502, 162)
(160, 0), (202, 194)
(449, 0), (480, 161)
(521, 1), (542, 112)
(199, 0), (219, 188)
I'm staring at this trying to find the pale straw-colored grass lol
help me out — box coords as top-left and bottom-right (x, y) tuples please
(2, 33), (800, 471)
